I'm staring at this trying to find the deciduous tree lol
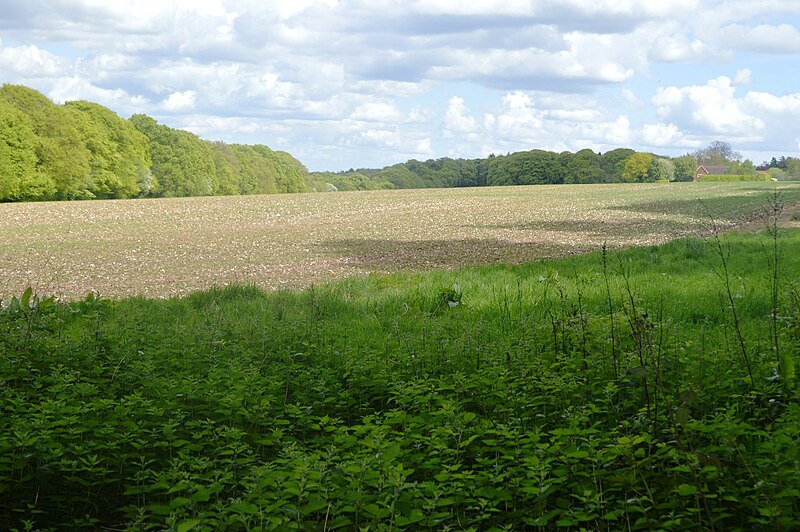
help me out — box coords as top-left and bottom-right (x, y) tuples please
(620, 152), (653, 182)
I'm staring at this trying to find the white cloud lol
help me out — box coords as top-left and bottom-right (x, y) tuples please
(622, 88), (644, 109)
(177, 115), (280, 138)
(162, 90), (196, 111)
(648, 34), (709, 62)
(443, 96), (478, 135)
(647, 75), (800, 156)
(357, 128), (400, 147)
(719, 23), (800, 53)
(492, 91), (543, 138)
(480, 90), (633, 152)
(408, 105), (435, 123)
(415, 137), (434, 156)
(350, 101), (403, 122)
(48, 77), (148, 112)
(744, 91), (800, 115)
(733, 68), (753, 86)
(0, 43), (67, 77)
(652, 76), (763, 136)
(641, 123), (684, 146)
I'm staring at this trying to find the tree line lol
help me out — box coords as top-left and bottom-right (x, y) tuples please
(0, 85), (309, 202)
(309, 141), (779, 192)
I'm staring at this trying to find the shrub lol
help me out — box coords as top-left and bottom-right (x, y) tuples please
(696, 173), (771, 182)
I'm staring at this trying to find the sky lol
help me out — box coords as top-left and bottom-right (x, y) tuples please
(2, 1), (800, 172)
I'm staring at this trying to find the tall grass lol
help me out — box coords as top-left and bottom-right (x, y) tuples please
(1, 229), (800, 530)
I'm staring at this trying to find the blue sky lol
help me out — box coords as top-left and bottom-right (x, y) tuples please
(2, 0), (800, 171)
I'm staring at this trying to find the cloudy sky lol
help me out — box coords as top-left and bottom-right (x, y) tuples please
(2, 1), (800, 171)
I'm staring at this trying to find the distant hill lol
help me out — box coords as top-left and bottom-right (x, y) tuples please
(0, 84), (308, 202)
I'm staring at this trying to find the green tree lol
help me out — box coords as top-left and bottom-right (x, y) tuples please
(375, 164), (425, 188)
(785, 157), (800, 179)
(620, 152), (653, 183)
(0, 99), (53, 201)
(487, 149), (565, 186)
(0, 84), (91, 199)
(261, 146), (309, 193)
(648, 157), (675, 182)
(66, 101), (151, 198)
(599, 148), (635, 182)
(130, 114), (215, 197)
(725, 159), (756, 175)
(209, 142), (241, 195)
(564, 149), (603, 184)
(671, 155), (697, 182)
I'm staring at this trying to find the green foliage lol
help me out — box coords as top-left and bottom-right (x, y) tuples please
(672, 155), (698, 182)
(66, 101), (151, 199)
(0, 99), (51, 201)
(565, 148), (604, 184)
(599, 148), (636, 182)
(620, 152), (653, 182)
(230, 144), (309, 195)
(370, 157), (487, 190)
(0, 84), (91, 200)
(0, 85), (308, 203)
(209, 141), (241, 195)
(130, 114), (216, 197)
(648, 157), (675, 182)
(487, 149), (565, 185)
(697, 173), (771, 182)
(308, 170), (393, 191)
(311, 148), (680, 192)
(3, 228), (800, 530)
(785, 158), (800, 179)
(727, 159), (757, 175)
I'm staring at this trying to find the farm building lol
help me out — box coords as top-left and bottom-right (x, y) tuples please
(693, 165), (729, 180)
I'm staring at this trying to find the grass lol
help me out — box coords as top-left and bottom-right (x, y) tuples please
(2, 221), (800, 529)
(2, 181), (800, 301)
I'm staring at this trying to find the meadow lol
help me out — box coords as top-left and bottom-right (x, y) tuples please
(2, 182), (800, 530)
(2, 182), (799, 301)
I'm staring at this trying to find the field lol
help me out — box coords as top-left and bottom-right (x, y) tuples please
(3, 182), (800, 530)
(3, 182), (800, 301)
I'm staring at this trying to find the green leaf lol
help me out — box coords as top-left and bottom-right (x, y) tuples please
(20, 286), (32, 308)
(676, 484), (698, 496)
(176, 519), (201, 532)
(148, 504), (171, 516)
(329, 516), (353, 529)
(395, 510), (424, 526)
(678, 389), (697, 404)
(302, 497), (328, 515)
(170, 497), (191, 510)
(629, 365), (647, 378)
(675, 406), (690, 425)
(230, 502), (259, 515)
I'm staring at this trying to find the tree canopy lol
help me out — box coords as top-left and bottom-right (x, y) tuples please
(0, 84), (309, 202)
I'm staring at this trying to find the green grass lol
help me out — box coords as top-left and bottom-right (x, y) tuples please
(2, 226), (800, 530)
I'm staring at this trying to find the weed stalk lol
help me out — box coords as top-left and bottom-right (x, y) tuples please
(703, 204), (756, 388)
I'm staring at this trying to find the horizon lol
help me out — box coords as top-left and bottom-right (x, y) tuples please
(3, 1), (800, 171)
